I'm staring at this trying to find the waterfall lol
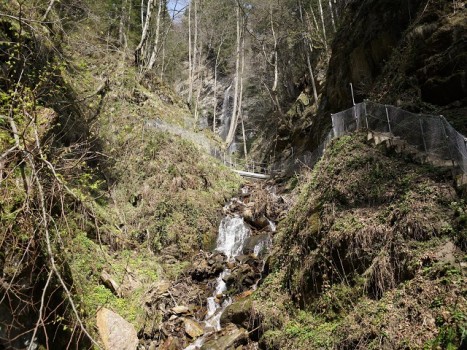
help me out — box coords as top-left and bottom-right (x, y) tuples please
(184, 212), (250, 350)
(219, 84), (232, 141)
(216, 216), (250, 260)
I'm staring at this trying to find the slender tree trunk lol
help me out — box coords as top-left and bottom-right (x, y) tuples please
(298, 0), (319, 105)
(135, 0), (153, 65)
(328, 0), (336, 32)
(238, 32), (247, 161)
(147, 0), (163, 70)
(118, 0), (128, 47)
(188, 1), (193, 103)
(269, 5), (282, 114)
(241, 114), (248, 162)
(306, 52), (319, 104)
(141, 0), (145, 27)
(193, 0), (198, 89)
(42, 0), (56, 21)
(225, 4), (242, 147)
(212, 40), (222, 132)
(317, 0), (328, 50)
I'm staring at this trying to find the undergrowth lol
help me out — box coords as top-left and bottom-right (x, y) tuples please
(254, 133), (466, 349)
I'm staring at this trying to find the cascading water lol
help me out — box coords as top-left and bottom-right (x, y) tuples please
(184, 211), (251, 350)
(219, 84), (232, 141)
(216, 216), (250, 260)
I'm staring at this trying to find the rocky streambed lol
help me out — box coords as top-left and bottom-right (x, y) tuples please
(139, 183), (287, 349)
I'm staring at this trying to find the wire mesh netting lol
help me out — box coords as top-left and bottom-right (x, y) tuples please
(148, 102), (467, 177)
(330, 101), (467, 174)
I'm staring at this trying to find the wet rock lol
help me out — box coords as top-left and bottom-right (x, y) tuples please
(243, 234), (271, 257)
(220, 298), (253, 330)
(183, 318), (204, 339)
(96, 308), (138, 350)
(200, 324), (248, 350)
(190, 253), (226, 281)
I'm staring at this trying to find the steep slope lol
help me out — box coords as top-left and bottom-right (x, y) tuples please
(221, 133), (467, 349)
(0, 1), (242, 348)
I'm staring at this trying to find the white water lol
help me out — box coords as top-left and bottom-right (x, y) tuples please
(184, 212), (250, 350)
(216, 216), (250, 260)
(219, 84), (232, 141)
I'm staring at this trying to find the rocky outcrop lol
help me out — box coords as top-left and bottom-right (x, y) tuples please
(325, 0), (467, 133)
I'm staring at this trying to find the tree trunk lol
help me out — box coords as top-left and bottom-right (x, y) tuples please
(188, 1), (193, 103)
(328, 0), (336, 32)
(298, 0), (319, 105)
(317, 0), (328, 50)
(118, 0), (129, 47)
(147, 0), (163, 70)
(42, 0), (57, 21)
(225, 4), (242, 148)
(269, 5), (282, 114)
(135, 0), (153, 65)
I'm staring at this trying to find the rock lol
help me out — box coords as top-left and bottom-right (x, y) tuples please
(120, 269), (142, 298)
(200, 324), (248, 350)
(220, 298), (253, 329)
(151, 280), (171, 295)
(243, 234), (271, 257)
(190, 257), (224, 281)
(183, 318), (204, 339)
(159, 337), (182, 350)
(100, 270), (120, 296)
(96, 308), (138, 350)
(172, 305), (190, 314)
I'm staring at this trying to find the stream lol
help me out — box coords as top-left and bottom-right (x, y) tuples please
(139, 183), (284, 350)
(184, 192), (274, 350)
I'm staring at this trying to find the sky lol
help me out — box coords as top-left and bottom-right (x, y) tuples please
(168, 0), (188, 20)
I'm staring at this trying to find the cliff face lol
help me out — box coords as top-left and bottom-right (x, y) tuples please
(324, 0), (466, 133)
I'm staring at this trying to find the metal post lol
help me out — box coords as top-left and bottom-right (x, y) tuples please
(440, 115), (455, 167)
(350, 83), (356, 106)
(385, 106), (392, 134)
(364, 101), (369, 129)
(419, 119), (427, 153)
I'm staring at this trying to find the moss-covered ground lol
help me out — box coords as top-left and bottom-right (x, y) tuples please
(252, 133), (466, 349)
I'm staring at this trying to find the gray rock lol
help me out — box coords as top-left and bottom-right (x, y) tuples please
(96, 308), (138, 350)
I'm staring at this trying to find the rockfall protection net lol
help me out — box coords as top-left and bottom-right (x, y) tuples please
(330, 101), (467, 174)
(148, 102), (467, 177)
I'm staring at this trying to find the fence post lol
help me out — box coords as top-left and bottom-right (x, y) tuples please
(354, 105), (359, 131)
(385, 106), (392, 134)
(440, 115), (456, 167)
(364, 101), (369, 129)
(419, 119), (428, 153)
(350, 83), (356, 106)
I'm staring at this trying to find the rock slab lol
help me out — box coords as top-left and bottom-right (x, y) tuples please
(96, 308), (138, 350)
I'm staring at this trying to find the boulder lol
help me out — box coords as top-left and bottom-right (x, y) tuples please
(243, 234), (271, 257)
(220, 298), (253, 329)
(96, 308), (138, 350)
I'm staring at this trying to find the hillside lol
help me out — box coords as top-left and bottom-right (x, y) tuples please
(0, 0), (466, 350)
